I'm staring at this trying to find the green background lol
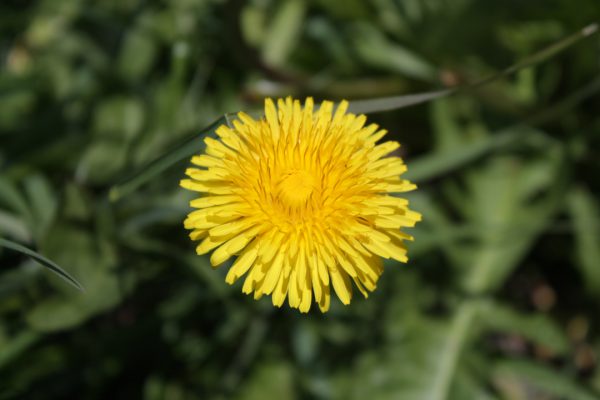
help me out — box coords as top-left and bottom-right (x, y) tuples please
(1, 0), (600, 399)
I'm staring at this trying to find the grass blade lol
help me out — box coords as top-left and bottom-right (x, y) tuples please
(405, 129), (520, 182)
(494, 360), (598, 400)
(0, 238), (83, 291)
(427, 302), (478, 400)
(406, 72), (600, 182)
(347, 89), (453, 114)
(109, 116), (226, 202)
(348, 23), (598, 114)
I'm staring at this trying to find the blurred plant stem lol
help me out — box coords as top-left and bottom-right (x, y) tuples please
(429, 301), (479, 400)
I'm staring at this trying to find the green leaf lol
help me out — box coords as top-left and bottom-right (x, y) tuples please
(425, 303), (479, 400)
(568, 186), (600, 294)
(0, 238), (83, 291)
(352, 22), (437, 81)
(93, 96), (145, 141)
(527, 74), (600, 126)
(406, 73), (600, 183)
(261, 0), (306, 67)
(23, 174), (57, 241)
(0, 331), (40, 370)
(420, 129), (567, 294)
(236, 361), (296, 400)
(346, 302), (480, 400)
(0, 211), (30, 243)
(241, 5), (267, 47)
(347, 22), (598, 115)
(347, 88), (452, 115)
(25, 269), (119, 331)
(479, 302), (569, 354)
(108, 115), (226, 201)
(493, 360), (597, 400)
(117, 28), (158, 82)
(0, 177), (30, 219)
(405, 129), (519, 182)
(451, 367), (499, 400)
(143, 376), (194, 400)
(292, 320), (319, 365)
(458, 148), (568, 294)
(430, 98), (463, 152)
(24, 224), (125, 331)
(77, 140), (130, 184)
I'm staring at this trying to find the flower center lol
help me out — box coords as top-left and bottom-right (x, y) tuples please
(276, 169), (316, 208)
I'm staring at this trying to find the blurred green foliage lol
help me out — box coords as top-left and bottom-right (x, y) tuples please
(1, 0), (600, 399)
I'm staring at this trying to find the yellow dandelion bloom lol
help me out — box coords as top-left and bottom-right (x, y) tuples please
(181, 97), (421, 313)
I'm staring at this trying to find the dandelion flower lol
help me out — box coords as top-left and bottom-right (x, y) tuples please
(181, 98), (421, 313)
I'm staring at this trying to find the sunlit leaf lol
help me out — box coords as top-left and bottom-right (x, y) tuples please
(568, 186), (600, 294)
(261, 0), (306, 67)
(345, 302), (482, 400)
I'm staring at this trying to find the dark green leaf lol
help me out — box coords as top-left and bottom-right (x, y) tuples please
(493, 360), (597, 400)
(568, 186), (600, 294)
(0, 238), (83, 291)
(108, 116), (226, 201)
(480, 302), (569, 354)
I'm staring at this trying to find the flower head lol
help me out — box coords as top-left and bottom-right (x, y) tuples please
(181, 98), (421, 313)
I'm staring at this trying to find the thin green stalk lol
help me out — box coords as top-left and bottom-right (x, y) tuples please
(348, 23), (598, 114)
(0, 238), (83, 291)
(428, 302), (479, 400)
(108, 116), (226, 202)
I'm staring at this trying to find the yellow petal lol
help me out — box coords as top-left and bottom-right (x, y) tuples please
(191, 155), (220, 168)
(368, 141), (399, 161)
(318, 284), (331, 312)
(210, 226), (262, 266)
(225, 240), (259, 284)
(330, 268), (351, 305)
(209, 217), (257, 239)
(180, 96), (422, 313)
(261, 251), (284, 295)
(272, 270), (289, 307)
(288, 270), (301, 308)
(189, 195), (240, 209)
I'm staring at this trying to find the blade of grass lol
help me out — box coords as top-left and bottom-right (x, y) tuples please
(427, 301), (479, 400)
(347, 88), (453, 114)
(406, 72), (600, 182)
(109, 115), (226, 201)
(347, 23), (598, 114)
(0, 238), (83, 291)
(493, 360), (598, 400)
(405, 129), (520, 182)
(526, 73), (600, 127)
